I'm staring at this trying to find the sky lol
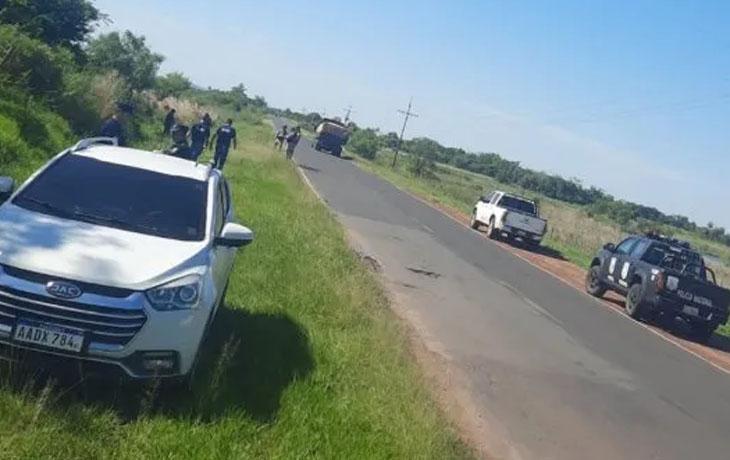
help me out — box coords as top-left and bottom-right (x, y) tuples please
(94, 0), (730, 228)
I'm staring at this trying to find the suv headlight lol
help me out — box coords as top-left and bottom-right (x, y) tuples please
(146, 275), (202, 311)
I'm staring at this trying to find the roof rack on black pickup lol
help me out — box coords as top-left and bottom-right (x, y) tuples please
(71, 137), (118, 152)
(644, 231), (691, 249)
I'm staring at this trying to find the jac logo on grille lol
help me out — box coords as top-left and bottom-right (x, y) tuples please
(46, 281), (82, 299)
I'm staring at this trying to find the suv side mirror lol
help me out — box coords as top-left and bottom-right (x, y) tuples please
(603, 243), (616, 252)
(215, 222), (254, 248)
(0, 177), (15, 203)
(479, 195), (489, 203)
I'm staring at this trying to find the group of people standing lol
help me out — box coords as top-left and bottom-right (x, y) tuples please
(274, 124), (301, 159)
(163, 108), (237, 169)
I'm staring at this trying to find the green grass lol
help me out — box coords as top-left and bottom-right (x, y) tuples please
(0, 115), (469, 459)
(0, 88), (75, 181)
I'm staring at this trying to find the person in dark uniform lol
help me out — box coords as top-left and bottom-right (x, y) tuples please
(99, 114), (124, 145)
(163, 108), (176, 135)
(190, 117), (211, 160)
(169, 122), (192, 159)
(202, 112), (213, 129)
(209, 119), (237, 169)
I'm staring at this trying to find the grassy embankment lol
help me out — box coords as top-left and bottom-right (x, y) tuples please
(0, 113), (469, 459)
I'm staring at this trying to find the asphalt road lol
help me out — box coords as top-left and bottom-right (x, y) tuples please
(281, 123), (730, 460)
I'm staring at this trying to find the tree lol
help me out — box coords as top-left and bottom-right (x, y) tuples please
(86, 31), (163, 91)
(408, 155), (437, 178)
(0, 0), (102, 50)
(155, 72), (192, 99)
(382, 131), (400, 149)
(230, 83), (248, 111)
(0, 25), (71, 96)
(349, 128), (379, 159)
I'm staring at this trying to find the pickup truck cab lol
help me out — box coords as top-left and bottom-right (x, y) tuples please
(471, 191), (547, 247)
(586, 232), (730, 342)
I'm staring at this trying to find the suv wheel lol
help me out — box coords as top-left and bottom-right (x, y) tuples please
(470, 210), (480, 230)
(486, 217), (499, 240)
(585, 266), (607, 298)
(625, 283), (647, 320)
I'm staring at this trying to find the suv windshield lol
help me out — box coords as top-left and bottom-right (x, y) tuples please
(13, 155), (207, 241)
(499, 195), (536, 215)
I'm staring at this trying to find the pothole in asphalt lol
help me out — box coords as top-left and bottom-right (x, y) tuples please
(406, 267), (442, 279)
(357, 252), (382, 272)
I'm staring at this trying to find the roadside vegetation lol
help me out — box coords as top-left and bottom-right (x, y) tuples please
(0, 113), (468, 459)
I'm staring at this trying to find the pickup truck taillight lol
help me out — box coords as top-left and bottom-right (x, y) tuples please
(501, 212), (508, 224)
(654, 272), (666, 292)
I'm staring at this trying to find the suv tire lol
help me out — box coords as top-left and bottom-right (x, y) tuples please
(585, 266), (607, 298)
(626, 283), (647, 320)
(486, 217), (499, 240)
(470, 210), (480, 230)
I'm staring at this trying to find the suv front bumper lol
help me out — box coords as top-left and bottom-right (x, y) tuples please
(0, 267), (214, 379)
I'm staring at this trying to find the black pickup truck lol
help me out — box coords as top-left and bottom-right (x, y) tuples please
(585, 233), (730, 341)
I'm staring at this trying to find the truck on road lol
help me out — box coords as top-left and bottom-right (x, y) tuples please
(586, 232), (730, 342)
(471, 191), (547, 247)
(314, 118), (350, 157)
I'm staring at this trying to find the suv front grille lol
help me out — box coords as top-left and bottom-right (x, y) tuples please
(0, 286), (146, 346)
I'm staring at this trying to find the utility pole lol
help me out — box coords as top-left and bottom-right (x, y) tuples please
(343, 105), (355, 123)
(391, 98), (418, 168)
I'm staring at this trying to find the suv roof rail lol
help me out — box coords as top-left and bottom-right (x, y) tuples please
(71, 137), (118, 152)
(644, 231), (691, 249)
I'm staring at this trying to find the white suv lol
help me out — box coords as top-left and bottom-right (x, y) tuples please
(0, 138), (253, 382)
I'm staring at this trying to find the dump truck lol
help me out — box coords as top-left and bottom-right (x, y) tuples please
(314, 119), (350, 157)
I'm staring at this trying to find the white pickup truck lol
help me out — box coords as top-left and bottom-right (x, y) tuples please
(471, 191), (547, 246)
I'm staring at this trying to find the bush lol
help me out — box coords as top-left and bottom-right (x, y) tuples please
(407, 155), (437, 179)
(58, 70), (130, 133)
(349, 128), (379, 159)
(0, 87), (73, 180)
(155, 72), (192, 99)
(0, 0), (102, 50)
(86, 31), (163, 91)
(0, 25), (72, 97)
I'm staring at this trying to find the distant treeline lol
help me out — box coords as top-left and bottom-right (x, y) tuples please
(278, 108), (728, 247)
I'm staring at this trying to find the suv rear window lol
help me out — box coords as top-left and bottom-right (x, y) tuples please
(642, 242), (706, 279)
(498, 195), (536, 215)
(13, 155), (208, 241)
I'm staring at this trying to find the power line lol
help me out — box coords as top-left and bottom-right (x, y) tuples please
(392, 98), (419, 168)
